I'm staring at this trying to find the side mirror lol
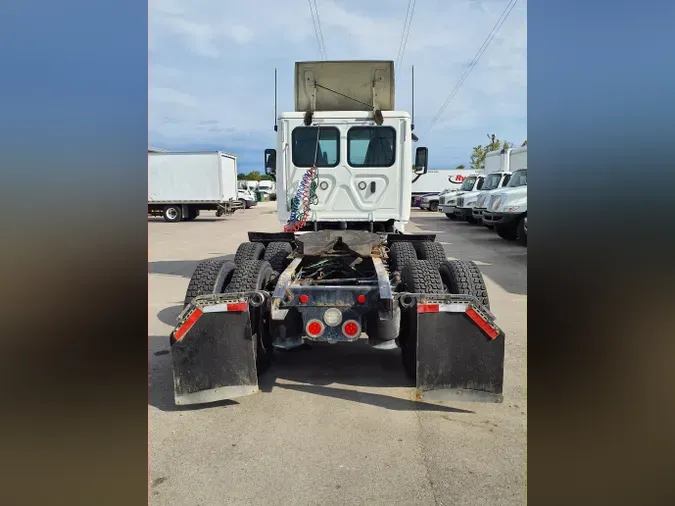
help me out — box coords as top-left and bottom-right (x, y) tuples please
(264, 149), (276, 179)
(414, 147), (428, 174)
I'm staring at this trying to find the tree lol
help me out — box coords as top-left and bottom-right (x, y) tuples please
(247, 170), (262, 181)
(469, 145), (485, 171)
(259, 174), (274, 181)
(237, 173), (249, 180)
(455, 164), (465, 170)
(521, 139), (527, 147)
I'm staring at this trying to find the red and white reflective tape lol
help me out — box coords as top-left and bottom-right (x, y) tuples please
(201, 301), (248, 313)
(417, 302), (499, 340)
(417, 302), (467, 313)
(173, 302), (249, 342)
(174, 308), (203, 342)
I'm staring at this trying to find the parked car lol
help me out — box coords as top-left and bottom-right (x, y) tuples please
(238, 189), (258, 209)
(414, 193), (438, 208)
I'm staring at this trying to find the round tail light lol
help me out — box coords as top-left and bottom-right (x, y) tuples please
(306, 319), (324, 338)
(342, 320), (361, 338)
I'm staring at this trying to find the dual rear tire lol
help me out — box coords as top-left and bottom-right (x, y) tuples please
(398, 257), (491, 378)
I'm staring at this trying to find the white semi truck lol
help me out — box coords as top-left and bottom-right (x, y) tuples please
(438, 173), (484, 219)
(483, 163), (527, 245)
(169, 61), (505, 406)
(148, 151), (243, 222)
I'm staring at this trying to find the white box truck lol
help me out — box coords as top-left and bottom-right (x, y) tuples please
(148, 151), (243, 222)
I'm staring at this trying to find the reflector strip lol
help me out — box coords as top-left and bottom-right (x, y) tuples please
(201, 301), (249, 313)
(465, 307), (499, 340)
(174, 308), (203, 342)
(417, 303), (467, 313)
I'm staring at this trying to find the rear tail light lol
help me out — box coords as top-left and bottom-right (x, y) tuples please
(356, 294), (367, 304)
(342, 320), (361, 338)
(305, 319), (325, 338)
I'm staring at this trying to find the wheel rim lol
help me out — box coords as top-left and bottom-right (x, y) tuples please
(167, 208), (178, 220)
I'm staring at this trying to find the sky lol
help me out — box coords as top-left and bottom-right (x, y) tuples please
(148, 0), (527, 173)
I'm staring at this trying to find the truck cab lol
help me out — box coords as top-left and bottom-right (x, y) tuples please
(483, 168), (527, 245)
(469, 171), (513, 226)
(439, 173), (484, 219)
(263, 61), (428, 233)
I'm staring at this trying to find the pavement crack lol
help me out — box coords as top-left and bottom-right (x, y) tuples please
(416, 410), (441, 506)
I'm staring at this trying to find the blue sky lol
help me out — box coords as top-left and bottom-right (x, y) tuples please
(149, 0), (527, 173)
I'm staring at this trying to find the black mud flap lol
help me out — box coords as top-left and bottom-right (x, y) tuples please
(170, 301), (258, 406)
(415, 300), (505, 403)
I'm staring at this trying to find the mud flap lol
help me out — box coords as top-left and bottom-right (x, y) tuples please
(415, 300), (505, 403)
(170, 301), (258, 405)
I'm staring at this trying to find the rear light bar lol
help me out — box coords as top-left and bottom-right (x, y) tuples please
(173, 302), (249, 342)
(417, 302), (499, 340)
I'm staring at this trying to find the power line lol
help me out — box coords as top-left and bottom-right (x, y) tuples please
(308, 0), (327, 60)
(395, 0), (416, 72)
(313, 0), (328, 60)
(423, 0), (519, 135)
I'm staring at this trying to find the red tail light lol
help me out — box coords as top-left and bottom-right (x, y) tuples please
(356, 294), (366, 304)
(305, 319), (325, 338)
(299, 294), (309, 304)
(342, 320), (361, 338)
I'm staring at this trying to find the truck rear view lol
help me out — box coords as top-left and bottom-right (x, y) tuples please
(168, 61), (506, 407)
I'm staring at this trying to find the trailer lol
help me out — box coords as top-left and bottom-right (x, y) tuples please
(148, 151), (243, 222)
(169, 61), (505, 405)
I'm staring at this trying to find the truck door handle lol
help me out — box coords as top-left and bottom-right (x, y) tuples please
(370, 181), (376, 193)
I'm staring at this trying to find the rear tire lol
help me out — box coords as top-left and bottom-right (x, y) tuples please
(495, 223), (518, 240)
(517, 216), (527, 246)
(414, 241), (446, 268)
(263, 241), (293, 274)
(429, 201), (439, 212)
(163, 205), (182, 223)
(438, 260), (490, 309)
(234, 242), (265, 265)
(399, 260), (444, 379)
(226, 260), (275, 374)
(388, 241), (417, 273)
(183, 259), (236, 308)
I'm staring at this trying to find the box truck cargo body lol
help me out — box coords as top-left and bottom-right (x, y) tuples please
(148, 151), (243, 222)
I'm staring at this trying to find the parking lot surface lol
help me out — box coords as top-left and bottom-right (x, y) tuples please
(149, 203), (527, 506)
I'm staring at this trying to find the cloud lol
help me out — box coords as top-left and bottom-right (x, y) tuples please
(149, 0), (527, 169)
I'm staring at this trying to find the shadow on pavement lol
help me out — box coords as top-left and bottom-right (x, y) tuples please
(148, 255), (235, 279)
(149, 331), (473, 414)
(157, 305), (183, 327)
(274, 383), (473, 413)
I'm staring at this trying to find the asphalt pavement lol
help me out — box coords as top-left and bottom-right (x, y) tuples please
(149, 203), (527, 506)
